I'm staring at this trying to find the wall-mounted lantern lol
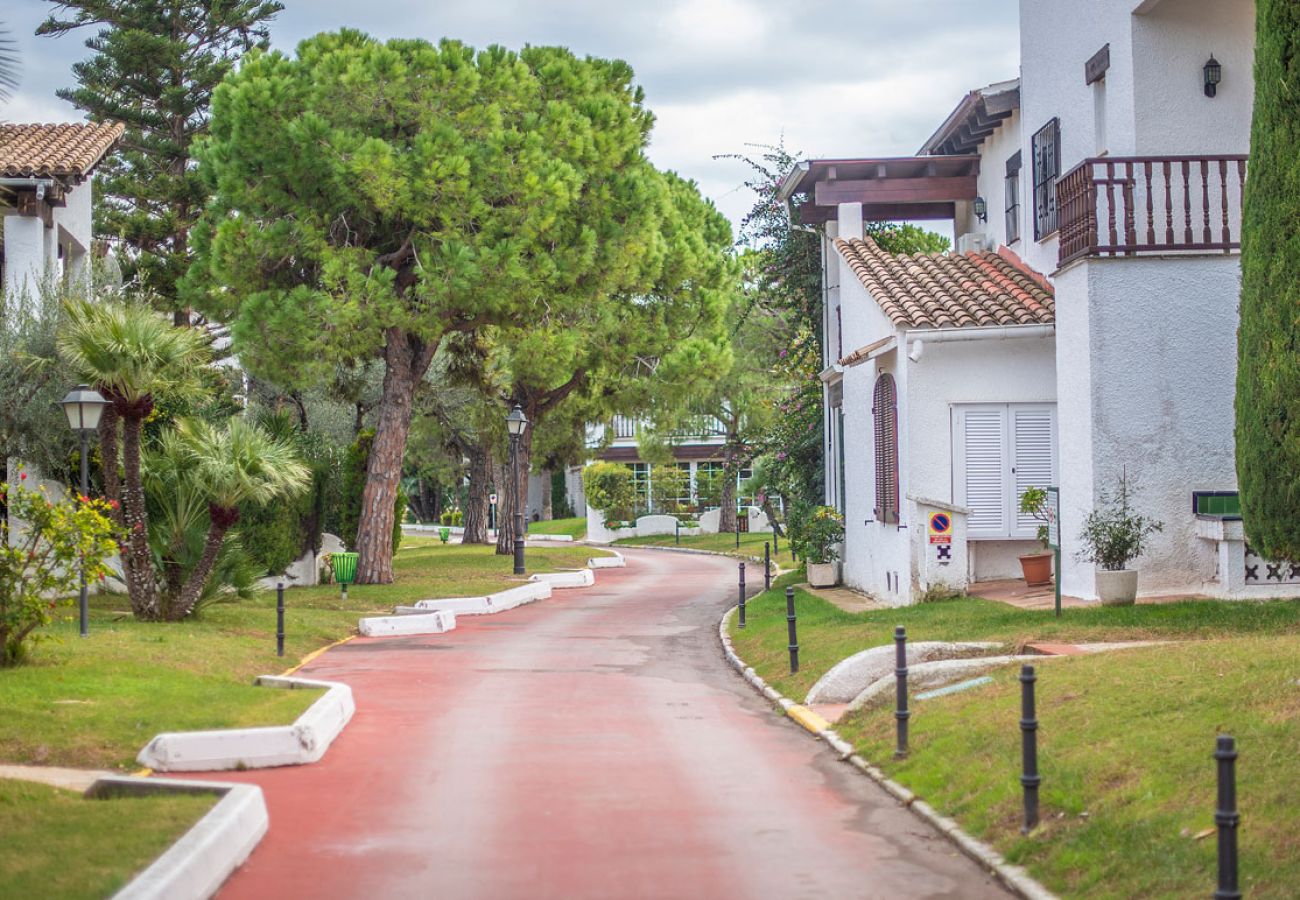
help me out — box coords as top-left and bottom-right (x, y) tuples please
(1204, 55), (1222, 98)
(973, 196), (988, 224)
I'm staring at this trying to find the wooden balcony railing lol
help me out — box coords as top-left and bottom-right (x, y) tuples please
(1056, 155), (1248, 267)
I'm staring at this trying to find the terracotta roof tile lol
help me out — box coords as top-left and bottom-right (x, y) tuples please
(0, 122), (125, 180)
(834, 237), (1055, 330)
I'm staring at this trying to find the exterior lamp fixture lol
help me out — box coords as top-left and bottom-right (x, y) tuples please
(1203, 55), (1222, 98)
(973, 196), (988, 223)
(505, 404), (529, 575)
(60, 384), (109, 638)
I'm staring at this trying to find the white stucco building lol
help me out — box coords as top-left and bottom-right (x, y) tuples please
(1, 122), (123, 301)
(785, 0), (1270, 603)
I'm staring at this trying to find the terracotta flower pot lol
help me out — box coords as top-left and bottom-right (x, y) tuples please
(1018, 551), (1054, 587)
(1096, 569), (1138, 605)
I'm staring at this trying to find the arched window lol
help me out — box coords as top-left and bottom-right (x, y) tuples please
(872, 373), (899, 524)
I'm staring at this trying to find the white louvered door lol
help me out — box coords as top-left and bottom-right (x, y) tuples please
(1011, 406), (1057, 537)
(954, 404), (1056, 540)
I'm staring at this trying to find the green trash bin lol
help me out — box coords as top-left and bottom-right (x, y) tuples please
(438, 526), (451, 544)
(333, 552), (358, 599)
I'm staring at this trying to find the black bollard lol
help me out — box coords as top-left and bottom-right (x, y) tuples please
(276, 583), (285, 658)
(786, 586), (799, 674)
(738, 562), (747, 629)
(764, 542), (772, 591)
(773, 526), (779, 554)
(735, 515), (741, 549)
(1214, 735), (1241, 900)
(894, 626), (909, 758)
(1020, 665), (1041, 833)
(675, 519), (680, 546)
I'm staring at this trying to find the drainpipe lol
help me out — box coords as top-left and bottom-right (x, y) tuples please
(904, 323), (1055, 364)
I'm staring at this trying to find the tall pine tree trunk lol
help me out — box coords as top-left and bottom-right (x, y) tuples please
(356, 329), (433, 584)
(494, 428), (533, 555)
(463, 442), (491, 544)
(120, 411), (158, 619)
(718, 436), (741, 534)
(494, 456), (514, 555)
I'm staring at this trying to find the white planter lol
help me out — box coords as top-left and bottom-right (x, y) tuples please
(807, 562), (841, 588)
(1096, 569), (1139, 606)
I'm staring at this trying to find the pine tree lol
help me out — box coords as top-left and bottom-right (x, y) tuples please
(1235, 0), (1300, 560)
(38, 1), (283, 321)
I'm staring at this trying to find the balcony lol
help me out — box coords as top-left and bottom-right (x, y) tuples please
(1056, 154), (1248, 267)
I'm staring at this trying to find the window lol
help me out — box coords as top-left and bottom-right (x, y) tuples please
(1005, 151), (1022, 244)
(872, 374), (899, 524)
(627, 463), (650, 511)
(1031, 119), (1061, 240)
(953, 404), (1057, 540)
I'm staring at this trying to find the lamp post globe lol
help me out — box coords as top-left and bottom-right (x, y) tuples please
(60, 385), (108, 638)
(505, 405), (529, 575)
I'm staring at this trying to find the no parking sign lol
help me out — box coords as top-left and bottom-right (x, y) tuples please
(928, 511), (952, 545)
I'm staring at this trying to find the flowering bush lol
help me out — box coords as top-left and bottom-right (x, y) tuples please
(1, 471), (119, 665)
(789, 504), (844, 565)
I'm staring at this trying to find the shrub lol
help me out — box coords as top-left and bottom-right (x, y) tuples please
(440, 509), (464, 527)
(551, 469), (574, 519)
(583, 462), (635, 521)
(788, 503), (844, 564)
(1019, 486), (1051, 550)
(650, 465), (689, 514)
(1076, 472), (1163, 571)
(0, 472), (119, 665)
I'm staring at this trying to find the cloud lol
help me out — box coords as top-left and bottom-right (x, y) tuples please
(3, 0), (1020, 231)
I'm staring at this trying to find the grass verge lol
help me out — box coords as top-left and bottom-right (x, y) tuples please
(528, 517), (587, 539)
(614, 530), (781, 557)
(0, 538), (602, 769)
(0, 778), (214, 900)
(729, 579), (1300, 898)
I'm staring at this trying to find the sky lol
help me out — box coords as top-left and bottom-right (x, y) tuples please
(3, 0), (1021, 237)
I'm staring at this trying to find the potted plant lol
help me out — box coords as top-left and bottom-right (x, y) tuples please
(791, 505), (844, 587)
(1017, 487), (1054, 587)
(1077, 471), (1163, 605)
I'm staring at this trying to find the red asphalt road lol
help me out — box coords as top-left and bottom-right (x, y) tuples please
(211, 548), (1008, 899)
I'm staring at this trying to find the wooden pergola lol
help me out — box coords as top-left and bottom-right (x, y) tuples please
(777, 155), (980, 226)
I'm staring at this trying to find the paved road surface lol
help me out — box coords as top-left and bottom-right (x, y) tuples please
(214, 548), (1009, 899)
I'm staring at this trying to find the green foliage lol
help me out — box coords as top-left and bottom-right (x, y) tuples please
(694, 467), (725, 509)
(550, 470), (575, 519)
(1018, 486), (1051, 550)
(439, 509), (464, 527)
(650, 464), (689, 514)
(1236, 0), (1300, 561)
(340, 429), (405, 554)
(38, 0), (283, 312)
(1076, 472), (1163, 572)
(583, 462), (636, 522)
(0, 471), (119, 665)
(788, 503), (844, 564)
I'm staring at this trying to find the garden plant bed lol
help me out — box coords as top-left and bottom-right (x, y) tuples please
(0, 538), (604, 769)
(729, 576), (1300, 898)
(0, 777), (215, 900)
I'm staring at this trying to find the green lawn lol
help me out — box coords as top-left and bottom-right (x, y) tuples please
(730, 578), (1300, 898)
(0, 778), (214, 899)
(614, 530), (783, 557)
(0, 538), (603, 769)
(528, 517), (587, 539)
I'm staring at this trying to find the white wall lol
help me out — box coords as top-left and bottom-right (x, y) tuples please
(2, 178), (94, 301)
(1131, 0), (1254, 156)
(1055, 254), (1241, 598)
(954, 108), (1023, 250)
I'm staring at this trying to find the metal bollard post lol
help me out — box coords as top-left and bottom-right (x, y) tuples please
(675, 519), (680, 546)
(894, 626), (909, 758)
(735, 515), (741, 549)
(738, 562), (747, 629)
(764, 542), (772, 591)
(773, 526), (779, 554)
(276, 583), (285, 658)
(1214, 735), (1241, 900)
(786, 586), (799, 674)
(1020, 665), (1041, 833)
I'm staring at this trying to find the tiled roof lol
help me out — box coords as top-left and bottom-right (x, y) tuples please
(835, 237), (1054, 330)
(0, 122), (125, 180)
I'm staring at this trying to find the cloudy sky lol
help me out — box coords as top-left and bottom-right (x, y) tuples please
(3, 0), (1020, 235)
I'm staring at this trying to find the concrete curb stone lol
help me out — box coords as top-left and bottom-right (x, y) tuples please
(89, 775), (268, 900)
(716, 605), (1058, 900)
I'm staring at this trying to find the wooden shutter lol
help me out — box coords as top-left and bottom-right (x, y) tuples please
(872, 374), (899, 524)
(1011, 406), (1056, 536)
(957, 406), (1008, 537)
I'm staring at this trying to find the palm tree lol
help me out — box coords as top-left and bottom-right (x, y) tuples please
(57, 299), (207, 619)
(167, 417), (309, 620)
(0, 22), (21, 108)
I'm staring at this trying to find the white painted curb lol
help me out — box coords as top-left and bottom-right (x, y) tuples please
(90, 776), (268, 900)
(587, 552), (626, 569)
(717, 607), (1057, 900)
(525, 533), (575, 542)
(401, 582), (553, 616)
(137, 677), (355, 772)
(529, 569), (595, 588)
(358, 608), (456, 637)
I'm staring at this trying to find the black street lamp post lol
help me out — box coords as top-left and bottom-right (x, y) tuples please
(506, 404), (529, 576)
(60, 384), (109, 638)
